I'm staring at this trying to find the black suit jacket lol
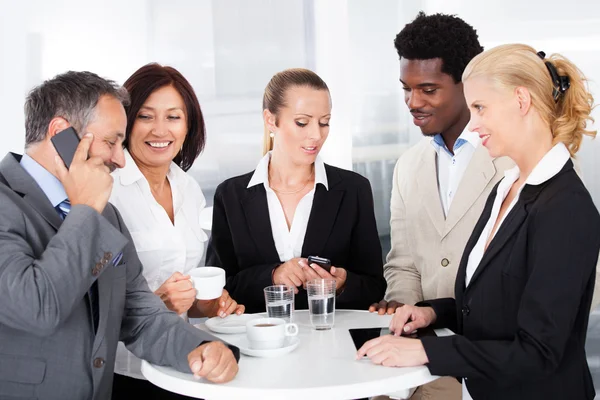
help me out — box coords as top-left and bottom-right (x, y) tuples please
(420, 160), (600, 400)
(206, 164), (386, 313)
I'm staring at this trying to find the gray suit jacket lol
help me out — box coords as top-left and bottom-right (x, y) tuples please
(0, 153), (220, 400)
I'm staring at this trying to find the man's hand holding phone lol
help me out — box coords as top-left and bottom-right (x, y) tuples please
(54, 132), (114, 214)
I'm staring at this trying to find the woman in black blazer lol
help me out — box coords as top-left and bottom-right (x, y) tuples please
(357, 45), (600, 400)
(207, 68), (386, 314)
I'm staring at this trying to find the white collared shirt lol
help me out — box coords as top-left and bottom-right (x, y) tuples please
(461, 142), (571, 400)
(109, 149), (208, 379)
(247, 151), (328, 262)
(431, 130), (481, 216)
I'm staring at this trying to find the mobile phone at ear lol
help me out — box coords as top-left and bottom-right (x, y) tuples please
(307, 256), (331, 272)
(51, 127), (80, 169)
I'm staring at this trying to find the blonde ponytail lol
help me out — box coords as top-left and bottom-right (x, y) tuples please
(548, 55), (596, 156)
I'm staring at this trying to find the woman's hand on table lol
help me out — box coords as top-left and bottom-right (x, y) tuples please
(356, 335), (429, 367)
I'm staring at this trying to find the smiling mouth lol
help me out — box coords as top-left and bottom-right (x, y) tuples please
(146, 141), (172, 148)
(302, 146), (317, 152)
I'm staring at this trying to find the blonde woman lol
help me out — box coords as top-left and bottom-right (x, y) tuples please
(207, 68), (386, 313)
(357, 44), (600, 400)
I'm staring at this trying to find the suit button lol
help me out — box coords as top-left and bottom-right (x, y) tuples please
(92, 268), (99, 277)
(462, 306), (470, 316)
(103, 252), (113, 262)
(441, 258), (450, 267)
(93, 357), (105, 368)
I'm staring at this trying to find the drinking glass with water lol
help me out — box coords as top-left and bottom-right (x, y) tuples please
(264, 285), (294, 322)
(307, 279), (336, 330)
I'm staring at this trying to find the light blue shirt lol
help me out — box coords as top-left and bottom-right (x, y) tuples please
(429, 130), (480, 216)
(20, 154), (68, 207)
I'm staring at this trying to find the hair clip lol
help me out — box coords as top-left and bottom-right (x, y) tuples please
(537, 50), (570, 102)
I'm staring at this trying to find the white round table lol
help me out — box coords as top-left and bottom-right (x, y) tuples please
(142, 310), (442, 400)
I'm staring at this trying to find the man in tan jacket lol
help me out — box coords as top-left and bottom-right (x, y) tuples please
(369, 12), (512, 400)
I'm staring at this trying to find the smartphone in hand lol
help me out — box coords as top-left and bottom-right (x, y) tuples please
(307, 256), (332, 272)
(51, 127), (80, 169)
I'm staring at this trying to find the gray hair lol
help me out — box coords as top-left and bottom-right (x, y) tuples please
(24, 71), (130, 146)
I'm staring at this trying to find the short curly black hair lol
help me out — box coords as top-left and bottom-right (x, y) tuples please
(394, 12), (483, 83)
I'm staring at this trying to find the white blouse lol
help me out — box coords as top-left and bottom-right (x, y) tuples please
(247, 151), (328, 262)
(462, 142), (570, 399)
(110, 149), (208, 379)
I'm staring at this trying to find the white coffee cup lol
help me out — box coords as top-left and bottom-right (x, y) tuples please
(246, 317), (299, 350)
(189, 267), (225, 300)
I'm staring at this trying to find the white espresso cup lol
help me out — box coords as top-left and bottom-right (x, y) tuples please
(246, 317), (299, 350)
(189, 267), (225, 300)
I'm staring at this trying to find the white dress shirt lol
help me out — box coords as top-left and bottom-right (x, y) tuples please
(109, 149), (208, 379)
(247, 151), (328, 262)
(431, 130), (480, 216)
(462, 142), (570, 399)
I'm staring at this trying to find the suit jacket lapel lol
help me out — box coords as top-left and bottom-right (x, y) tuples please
(0, 153), (62, 231)
(302, 166), (344, 256)
(416, 146), (445, 236)
(455, 183), (498, 296)
(442, 145), (496, 239)
(241, 184), (280, 261)
(465, 196), (529, 291)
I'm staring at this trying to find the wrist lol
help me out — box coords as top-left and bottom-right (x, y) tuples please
(417, 339), (429, 364)
(426, 307), (437, 325)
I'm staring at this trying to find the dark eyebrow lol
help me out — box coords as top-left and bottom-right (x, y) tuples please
(400, 79), (439, 88)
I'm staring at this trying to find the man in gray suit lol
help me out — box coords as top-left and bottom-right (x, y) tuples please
(0, 71), (239, 400)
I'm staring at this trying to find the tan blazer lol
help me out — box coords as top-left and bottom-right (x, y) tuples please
(384, 138), (514, 305)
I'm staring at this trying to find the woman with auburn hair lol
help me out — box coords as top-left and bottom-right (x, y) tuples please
(110, 63), (244, 399)
(207, 68), (386, 314)
(358, 44), (600, 400)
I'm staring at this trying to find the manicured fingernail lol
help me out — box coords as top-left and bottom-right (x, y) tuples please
(404, 326), (410, 332)
(220, 312), (226, 318)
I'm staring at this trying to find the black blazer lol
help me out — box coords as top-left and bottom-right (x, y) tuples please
(420, 160), (600, 400)
(206, 164), (386, 313)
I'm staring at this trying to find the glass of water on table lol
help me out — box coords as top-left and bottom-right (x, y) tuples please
(264, 285), (294, 322)
(307, 279), (336, 330)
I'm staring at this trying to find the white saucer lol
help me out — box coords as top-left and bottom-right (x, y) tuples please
(237, 336), (300, 358)
(204, 314), (261, 334)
